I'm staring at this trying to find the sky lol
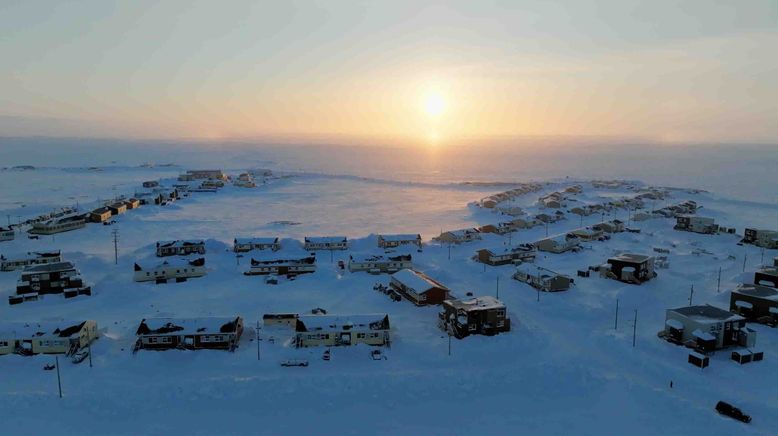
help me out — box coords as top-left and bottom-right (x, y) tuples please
(1, 0), (777, 146)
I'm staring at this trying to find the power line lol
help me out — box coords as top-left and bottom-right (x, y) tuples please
(111, 228), (119, 265)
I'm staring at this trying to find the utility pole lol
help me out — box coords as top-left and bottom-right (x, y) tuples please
(111, 228), (119, 265)
(448, 333), (451, 357)
(537, 286), (540, 302)
(614, 298), (619, 330)
(257, 321), (262, 360)
(632, 310), (638, 348)
(743, 250), (747, 272)
(88, 342), (93, 368)
(545, 221), (549, 237)
(761, 247), (765, 266)
(496, 276), (500, 299)
(688, 284), (694, 306)
(55, 356), (62, 398)
(717, 267), (721, 293)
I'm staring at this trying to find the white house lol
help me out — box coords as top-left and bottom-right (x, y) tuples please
(1, 250), (62, 272)
(533, 234), (581, 254)
(304, 236), (348, 251)
(433, 228), (481, 244)
(377, 234), (422, 249)
(0, 227), (14, 242)
(294, 314), (391, 348)
(133, 258), (206, 283)
(155, 240), (206, 257)
(0, 320), (98, 356)
(674, 216), (718, 234)
(233, 237), (280, 253)
(244, 255), (317, 277)
(663, 305), (756, 352)
(348, 254), (412, 274)
(28, 214), (86, 235)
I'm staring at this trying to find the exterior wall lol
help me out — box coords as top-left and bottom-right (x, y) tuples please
(32, 321), (98, 354)
(1, 254), (63, 272)
(295, 330), (389, 347)
(348, 259), (412, 273)
(263, 314), (299, 328)
(133, 264), (206, 282)
(389, 278), (449, 305)
(0, 230), (14, 242)
(0, 339), (16, 355)
(156, 243), (206, 257)
(378, 237), (421, 248)
(245, 263), (316, 276)
(29, 219), (86, 235)
(304, 241), (348, 250)
(754, 270), (778, 288)
(234, 241), (280, 252)
(730, 293), (778, 320)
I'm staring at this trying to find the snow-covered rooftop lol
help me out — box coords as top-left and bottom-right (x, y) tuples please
(445, 296), (505, 312)
(136, 317), (240, 336)
(391, 269), (449, 292)
(295, 314), (389, 332)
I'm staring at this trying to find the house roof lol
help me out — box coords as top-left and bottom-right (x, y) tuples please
(234, 237), (279, 245)
(136, 317), (240, 336)
(757, 267), (778, 277)
(445, 296), (505, 312)
(135, 257), (205, 271)
(391, 269), (449, 292)
(157, 240), (205, 248)
(0, 320), (88, 340)
(378, 234), (421, 241)
(733, 283), (778, 300)
(669, 305), (743, 322)
(443, 228), (480, 238)
(350, 254), (411, 263)
(295, 314), (389, 332)
(21, 261), (76, 274)
(305, 236), (347, 244)
(91, 206), (112, 214)
(609, 253), (653, 264)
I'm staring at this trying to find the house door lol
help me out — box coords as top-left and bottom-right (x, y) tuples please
(340, 333), (351, 345)
(278, 267), (289, 275)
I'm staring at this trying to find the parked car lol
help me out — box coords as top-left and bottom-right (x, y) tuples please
(72, 349), (89, 364)
(715, 401), (751, 423)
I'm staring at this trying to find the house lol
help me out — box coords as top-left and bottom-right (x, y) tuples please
(142, 180), (159, 188)
(674, 216), (718, 234)
(754, 267), (778, 288)
(89, 207), (113, 223)
(304, 236), (348, 251)
(603, 254), (656, 284)
(201, 180), (224, 189)
(742, 228), (778, 249)
(293, 314), (390, 348)
(390, 269), (451, 305)
(15, 261), (89, 296)
(134, 317), (244, 352)
(244, 255), (316, 277)
(729, 284), (778, 325)
(234, 173), (256, 188)
(534, 234), (581, 254)
(567, 226), (605, 242)
(509, 217), (541, 229)
(433, 228), (481, 244)
(1, 250), (62, 272)
(133, 258), (206, 283)
(593, 219), (625, 234)
(0, 227), (14, 242)
(439, 296), (510, 338)
(107, 202), (128, 215)
(135, 192), (163, 206)
(513, 266), (573, 292)
(535, 213), (564, 224)
(662, 305), (756, 352)
(479, 222), (517, 235)
(377, 234), (422, 249)
(124, 198), (141, 209)
(155, 240), (206, 257)
(475, 245), (536, 266)
(28, 214), (86, 235)
(233, 237), (280, 253)
(262, 313), (299, 328)
(348, 254), (412, 274)
(184, 170), (228, 180)
(0, 320), (98, 356)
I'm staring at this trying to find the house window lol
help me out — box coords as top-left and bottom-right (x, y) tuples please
(0, 341), (8, 347)
(468, 324), (477, 331)
(497, 320), (504, 328)
(357, 333), (366, 339)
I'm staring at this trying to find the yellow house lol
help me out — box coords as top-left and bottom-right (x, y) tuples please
(0, 320), (98, 356)
(294, 314), (390, 348)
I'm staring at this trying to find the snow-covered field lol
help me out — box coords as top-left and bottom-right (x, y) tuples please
(1, 150), (777, 435)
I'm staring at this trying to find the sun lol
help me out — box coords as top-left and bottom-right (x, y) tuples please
(424, 93), (446, 118)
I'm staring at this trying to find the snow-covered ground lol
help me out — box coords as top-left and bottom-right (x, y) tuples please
(1, 158), (777, 435)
